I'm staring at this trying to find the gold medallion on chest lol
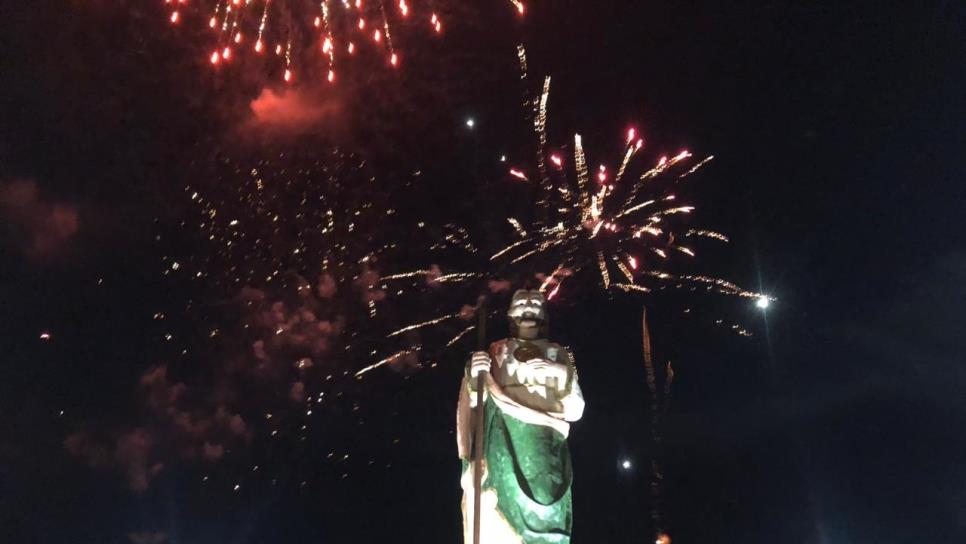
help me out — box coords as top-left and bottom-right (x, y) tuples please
(512, 342), (543, 362)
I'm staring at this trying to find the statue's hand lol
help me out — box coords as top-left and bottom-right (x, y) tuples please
(468, 351), (492, 378)
(517, 359), (569, 386)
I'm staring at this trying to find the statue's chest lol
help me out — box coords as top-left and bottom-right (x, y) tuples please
(496, 341), (562, 405)
(501, 340), (558, 365)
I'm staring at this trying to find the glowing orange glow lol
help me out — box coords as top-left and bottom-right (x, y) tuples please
(322, 37), (333, 53)
(275, 44), (283, 55)
(327, 70), (335, 82)
(222, 47), (231, 60)
(347, 42), (355, 54)
(314, 16), (322, 28)
(284, 69), (292, 82)
(170, 11), (180, 24)
(358, 18), (365, 30)
(234, 32), (243, 44)
(210, 51), (220, 64)
(390, 53), (399, 66)
(254, 40), (264, 53)
(209, 17), (217, 28)
(373, 29), (382, 42)
(398, 0), (409, 16)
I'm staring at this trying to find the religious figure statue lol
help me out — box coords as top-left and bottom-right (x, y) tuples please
(456, 289), (585, 543)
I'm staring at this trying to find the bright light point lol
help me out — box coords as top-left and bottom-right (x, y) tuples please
(621, 459), (632, 469)
(254, 40), (264, 53)
(210, 51), (220, 64)
(627, 127), (636, 142)
(756, 296), (771, 309)
(635, 139), (644, 149)
(40, 332), (51, 341)
(465, 118), (475, 128)
(373, 29), (381, 42)
(550, 154), (562, 167)
(348, 42), (355, 54)
(327, 70), (336, 82)
(170, 11), (180, 24)
(283, 69), (292, 82)
(499, 155), (507, 162)
(222, 47), (231, 60)
(390, 53), (399, 66)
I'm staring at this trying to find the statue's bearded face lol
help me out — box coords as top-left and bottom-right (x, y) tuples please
(507, 290), (547, 328)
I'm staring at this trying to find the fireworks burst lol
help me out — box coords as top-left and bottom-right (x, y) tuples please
(160, 1), (529, 84)
(494, 72), (767, 310)
(360, 52), (768, 379)
(161, 0), (449, 83)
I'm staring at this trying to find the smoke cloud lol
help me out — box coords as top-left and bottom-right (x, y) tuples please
(0, 180), (79, 258)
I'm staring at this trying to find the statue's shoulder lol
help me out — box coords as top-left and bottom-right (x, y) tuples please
(548, 343), (576, 365)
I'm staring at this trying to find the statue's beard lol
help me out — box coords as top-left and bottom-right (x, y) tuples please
(512, 316), (545, 339)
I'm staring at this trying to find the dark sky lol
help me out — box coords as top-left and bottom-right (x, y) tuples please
(2, 1), (964, 543)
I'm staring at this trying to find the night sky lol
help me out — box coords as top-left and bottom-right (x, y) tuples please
(2, 1), (964, 543)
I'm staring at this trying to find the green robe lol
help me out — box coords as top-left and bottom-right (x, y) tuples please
(466, 396), (574, 543)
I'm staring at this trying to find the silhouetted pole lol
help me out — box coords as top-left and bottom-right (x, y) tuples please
(472, 302), (488, 544)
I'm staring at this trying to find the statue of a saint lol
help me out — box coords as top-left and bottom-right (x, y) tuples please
(456, 289), (585, 543)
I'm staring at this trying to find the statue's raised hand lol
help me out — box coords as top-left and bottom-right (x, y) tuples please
(468, 351), (492, 378)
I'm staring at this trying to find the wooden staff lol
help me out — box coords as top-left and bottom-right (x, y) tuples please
(472, 302), (488, 544)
